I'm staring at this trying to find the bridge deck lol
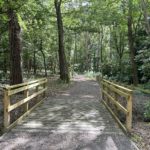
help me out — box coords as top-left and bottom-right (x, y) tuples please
(0, 76), (138, 150)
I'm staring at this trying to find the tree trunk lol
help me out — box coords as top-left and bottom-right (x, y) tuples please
(40, 39), (47, 77)
(3, 50), (7, 75)
(73, 32), (77, 74)
(128, 0), (139, 86)
(33, 49), (36, 76)
(27, 59), (32, 77)
(8, 9), (23, 85)
(113, 28), (125, 81)
(54, 0), (69, 82)
(99, 25), (104, 76)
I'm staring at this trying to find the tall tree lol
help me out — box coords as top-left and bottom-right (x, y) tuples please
(39, 39), (47, 77)
(54, 0), (70, 83)
(127, 0), (139, 85)
(8, 8), (23, 85)
(112, 26), (125, 80)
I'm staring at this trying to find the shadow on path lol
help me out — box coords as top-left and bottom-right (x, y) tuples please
(0, 76), (138, 150)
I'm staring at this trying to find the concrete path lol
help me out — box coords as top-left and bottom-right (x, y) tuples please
(0, 76), (138, 150)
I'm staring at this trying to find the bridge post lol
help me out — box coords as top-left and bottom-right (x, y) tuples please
(43, 79), (47, 97)
(126, 94), (132, 131)
(3, 88), (10, 129)
(24, 88), (29, 112)
(100, 78), (104, 100)
(36, 85), (39, 102)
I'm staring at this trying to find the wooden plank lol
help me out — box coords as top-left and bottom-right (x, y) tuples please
(102, 81), (129, 98)
(102, 100), (128, 134)
(8, 88), (47, 112)
(103, 79), (133, 94)
(98, 78), (133, 133)
(102, 89), (128, 114)
(5, 97), (46, 131)
(8, 80), (47, 96)
(4, 78), (47, 90)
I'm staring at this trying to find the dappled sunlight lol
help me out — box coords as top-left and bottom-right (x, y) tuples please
(0, 78), (137, 150)
(71, 112), (84, 119)
(73, 75), (88, 81)
(22, 121), (44, 128)
(61, 93), (70, 96)
(92, 82), (99, 86)
(105, 136), (118, 150)
(81, 95), (95, 98)
(46, 105), (67, 112)
(56, 121), (105, 135)
(84, 110), (100, 118)
(1, 137), (29, 150)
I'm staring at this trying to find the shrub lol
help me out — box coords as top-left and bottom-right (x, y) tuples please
(144, 101), (150, 122)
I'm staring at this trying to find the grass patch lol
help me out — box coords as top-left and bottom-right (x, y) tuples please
(47, 77), (74, 96)
(131, 133), (142, 143)
(84, 71), (100, 80)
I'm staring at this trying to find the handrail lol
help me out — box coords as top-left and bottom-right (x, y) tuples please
(103, 79), (133, 94)
(3, 78), (47, 131)
(3, 78), (46, 90)
(96, 76), (133, 133)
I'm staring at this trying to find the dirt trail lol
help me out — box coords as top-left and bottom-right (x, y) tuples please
(0, 76), (138, 150)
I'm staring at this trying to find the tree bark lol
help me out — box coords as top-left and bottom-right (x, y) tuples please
(3, 52), (7, 75)
(40, 39), (47, 77)
(99, 25), (104, 76)
(54, 0), (70, 82)
(113, 28), (125, 81)
(8, 9), (23, 85)
(73, 32), (77, 73)
(33, 49), (36, 76)
(127, 0), (139, 86)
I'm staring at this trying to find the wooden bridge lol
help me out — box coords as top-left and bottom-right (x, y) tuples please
(0, 76), (139, 150)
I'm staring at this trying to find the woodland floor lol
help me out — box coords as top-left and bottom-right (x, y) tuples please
(132, 92), (150, 150)
(0, 75), (138, 150)
(0, 75), (149, 150)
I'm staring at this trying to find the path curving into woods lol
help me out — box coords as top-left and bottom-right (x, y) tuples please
(0, 76), (138, 150)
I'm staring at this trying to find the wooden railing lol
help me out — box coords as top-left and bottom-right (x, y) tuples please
(97, 76), (133, 133)
(3, 78), (47, 131)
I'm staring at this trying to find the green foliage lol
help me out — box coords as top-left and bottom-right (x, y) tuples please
(131, 133), (142, 143)
(84, 71), (95, 79)
(144, 101), (150, 122)
(17, 13), (27, 31)
(0, 0), (149, 84)
(136, 48), (150, 81)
